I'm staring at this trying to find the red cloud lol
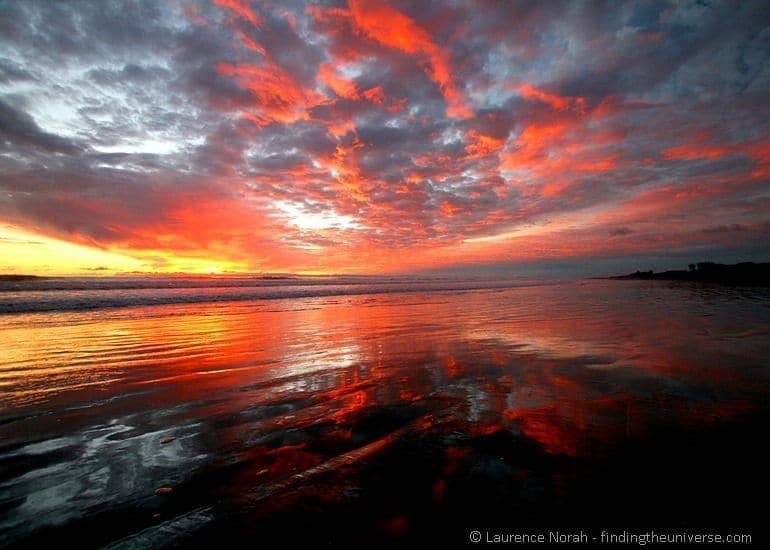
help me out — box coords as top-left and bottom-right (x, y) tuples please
(316, 63), (388, 105)
(213, 0), (263, 27)
(361, 86), (384, 104)
(235, 28), (266, 54)
(347, 0), (472, 118)
(516, 83), (586, 113)
(662, 142), (732, 161)
(216, 61), (325, 126)
(464, 130), (505, 159)
(317, 62), (360, 100)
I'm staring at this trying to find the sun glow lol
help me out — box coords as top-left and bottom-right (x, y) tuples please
(273, 201), (360, 231)
(0, 226), (146, 275)
(0, 225), (244, 276)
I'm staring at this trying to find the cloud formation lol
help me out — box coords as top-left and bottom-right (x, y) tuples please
(0, 0), (769, 274)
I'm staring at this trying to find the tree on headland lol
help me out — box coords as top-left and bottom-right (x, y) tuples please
(610, 261), (770, 285)
(696, 262), (718, 274)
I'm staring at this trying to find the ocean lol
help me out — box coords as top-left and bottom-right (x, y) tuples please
(1, 277), (768, 546)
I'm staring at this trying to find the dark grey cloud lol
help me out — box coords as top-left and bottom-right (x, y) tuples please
(0, 99), (82, 154)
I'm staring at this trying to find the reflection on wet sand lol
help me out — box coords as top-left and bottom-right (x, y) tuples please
(1, 280), (769, 545)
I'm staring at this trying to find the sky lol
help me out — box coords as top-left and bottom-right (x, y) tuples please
(0, 0), (769, 276)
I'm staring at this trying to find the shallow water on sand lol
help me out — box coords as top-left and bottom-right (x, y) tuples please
(1, 279), (769, 546)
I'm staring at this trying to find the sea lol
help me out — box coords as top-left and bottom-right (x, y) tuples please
(1, 276), (768, 546)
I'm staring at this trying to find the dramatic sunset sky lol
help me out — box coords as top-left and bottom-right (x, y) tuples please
(1, 0), (769, 275)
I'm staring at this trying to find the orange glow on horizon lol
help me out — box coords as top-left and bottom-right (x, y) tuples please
(0, 225), (245, 276)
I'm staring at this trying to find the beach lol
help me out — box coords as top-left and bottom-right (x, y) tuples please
(1, 277), (769, 546)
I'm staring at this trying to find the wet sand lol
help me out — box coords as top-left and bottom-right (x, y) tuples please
(1, 279), (769, 546)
